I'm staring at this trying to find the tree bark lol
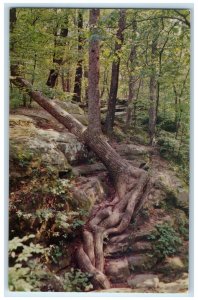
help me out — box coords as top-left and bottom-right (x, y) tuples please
(10, 8), (17, 52)
(105, 9), (126, 135)
(88, 9), (101, 134)
(46, 10), (69, 88)
(61, 70), (71, 93)
(149, 21), (158, 145)
(125, 19), (137, 130)
(10, 8), (17, 33)
(73, 10), (83, 102)
(133, 78), (142, 128)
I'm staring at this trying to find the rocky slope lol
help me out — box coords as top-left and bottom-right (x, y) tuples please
(9, 103), (189, 293)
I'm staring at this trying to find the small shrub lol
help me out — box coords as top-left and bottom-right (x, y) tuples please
(49, 245), (63, 264)
(10, 87), (24, 109)
(157, 134), (178, 159)
(63, 269), (93, 292)
(148, 222), (182, 260)
(9, 235), (48, 291)
(159, 119), (177, 133)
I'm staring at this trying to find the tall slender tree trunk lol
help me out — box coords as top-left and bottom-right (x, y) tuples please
(105, 9), (126, 135)
(173, 84), (179, 137)
(100, 68), (108, 99)
(88, 9), (101, 134)
(149, 74), (157, 145)
(133, 78), (142, 128)
(173, 69), (189, 139)
(149, 22), (158, 145)
(10, 6), (17, 54)
(46, 10), (69, 88)
(125, 19), (137, 131)
(61, 69), (71, 92)
(83, 66), (89, 103)
(73, 10), (83, 102)
(31, 54), (37, 86)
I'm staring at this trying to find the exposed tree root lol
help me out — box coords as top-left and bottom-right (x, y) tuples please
(11, 76), (152, 290)
(76, 165), (151, 289)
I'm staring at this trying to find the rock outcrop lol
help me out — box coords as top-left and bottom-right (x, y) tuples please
(9, 109), (189, 293)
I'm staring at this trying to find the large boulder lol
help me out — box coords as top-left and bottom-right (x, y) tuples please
(70, 176), (107, 211)
(9, 114), (89, 182)
(105, 258), (130, 283)
(54, 100), (88, 126)
(127, 274), (159, 289)
(152, 174), (189, 213)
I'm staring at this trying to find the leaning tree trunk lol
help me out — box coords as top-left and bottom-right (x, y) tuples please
(11, 75), (150, 289)
(11, 9), (151, 289)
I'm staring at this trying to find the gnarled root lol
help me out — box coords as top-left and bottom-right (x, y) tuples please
(76, 245), (111, 289)
(76, 165), (151, 289)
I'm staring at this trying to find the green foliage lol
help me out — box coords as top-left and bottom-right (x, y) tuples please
(49, 245), (63, 264)
(157, 131), (189, 182)
(15, 207), (88, 243)
(17, 150), (33, 168)
(9, 234), (46, 261)
(9, 235), (48, 291)
(159, 119), (177, 133)
(10, 87), (24, 109)
(173, 210), (189, 241)
(38, 84), (74, 101)
(63, 269), (93, 292)
(141, 115), (177, 133)
(9, 264), (35, 291)
(148, 222), (182, 260)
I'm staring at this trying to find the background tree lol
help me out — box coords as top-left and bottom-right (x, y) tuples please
(105, 9), (126, 135)
(125, 18), (138, 130)
(72, 10), (84, 102)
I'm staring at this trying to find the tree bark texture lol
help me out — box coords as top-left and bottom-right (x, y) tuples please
(149, 22), (158, 145)
(61, 70), (71, 92)
(73, 11), (83, 102)
(46, 11), (69, 88)
(10, 8), (17, 52)
(125, 19), (137, 130)
(88, 9), (101, 134)
(105, 9), (126, 135)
